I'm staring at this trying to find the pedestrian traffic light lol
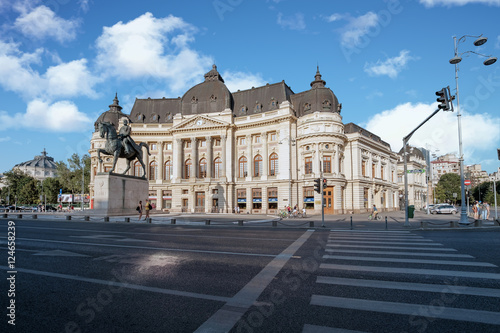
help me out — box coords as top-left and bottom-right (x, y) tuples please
(322, 178), (327, 189)
(314, 178), (321, 194)
(435, 86), (453, 111)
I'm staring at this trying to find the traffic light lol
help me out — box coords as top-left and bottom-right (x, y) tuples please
(314, 178), (321, 194)
(322, 178), (328, 189)
(435, 86), (453, 111)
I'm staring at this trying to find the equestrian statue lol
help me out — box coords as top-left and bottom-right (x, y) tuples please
(96, 120), (150, 177)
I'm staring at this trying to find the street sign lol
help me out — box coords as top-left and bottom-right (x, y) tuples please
(464, 180), (471, 186)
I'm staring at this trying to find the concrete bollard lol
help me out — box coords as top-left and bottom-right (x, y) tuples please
(124, 217), (130, 223)
(474, 220), (482, 227)
(66, 215), (71, 221)
(2, 213), (7, 218)
(32, 214), (37, 220)
(104, 216), (109, 222)
(385, 216), (388, 230)
(84, 216), (90, 221)
(272, 220), (277, 227)
(238, 220), (243, 226)
(17, 214), (23, 219)
(205, 219), (210, 225)
(309, 221), (314, 227)
(350, 216), (353, 230)
(171, 218), (176, 224)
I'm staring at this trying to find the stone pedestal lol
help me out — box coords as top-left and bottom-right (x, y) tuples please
(93, 173), (148, 215)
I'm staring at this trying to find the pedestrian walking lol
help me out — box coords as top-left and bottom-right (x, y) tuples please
(145, 200), (152, 219)
(473, 201), (478, 220)
(137, 200), (143, 220)
(482, 202), (489, 220)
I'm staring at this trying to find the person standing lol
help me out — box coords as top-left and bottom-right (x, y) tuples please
(137, 200), (143, 220)
(472, 201), (478, 220)
(482, 202), (489, 220)
(145, 200), (152, 219)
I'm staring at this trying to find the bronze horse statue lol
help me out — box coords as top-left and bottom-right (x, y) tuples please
(96, 121), (150, 177)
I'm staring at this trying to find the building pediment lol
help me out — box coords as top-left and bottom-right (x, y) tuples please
(171, 115), (230, 133)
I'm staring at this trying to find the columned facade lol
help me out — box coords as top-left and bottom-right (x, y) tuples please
(89, 66), (401, 214)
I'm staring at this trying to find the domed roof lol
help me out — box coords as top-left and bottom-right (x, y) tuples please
(398, 145), (425, 161)
(291, 67), (341, 117)
(94, 94), (130, 131)
(180, 65), (232, 115)
(14, 149), (57, 170)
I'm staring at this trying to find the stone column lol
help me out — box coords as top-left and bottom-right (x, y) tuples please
(262, 132), (268, 180)
(158, 141), (164, 182)
(143, 142), (150, 180)
(246, 134), (252, 179)
(173, 138), (183, 182)
(206, 136), (213, 179)
(191, 137), (198, 180)
(156, 188), (162, 210)
(221, 134), (227, 179)
(334, 144), (340, 175)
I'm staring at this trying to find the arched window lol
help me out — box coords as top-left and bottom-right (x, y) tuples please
(239, 156), (247, 178)
(199, 158), (207, 178)
(254, 155), (263, 177)
(134, 161), (142, 177)
(184, 159), (191, 179)
(164, 161), (172, 180)
(149, 161), (157, 180)
(269, 153), (278, 176)
(214, 157), (222, 178)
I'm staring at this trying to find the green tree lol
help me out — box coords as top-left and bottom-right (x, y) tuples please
(435, 173), (461, 204)
(56, 153), (91, 195)
(41, 177), (63, 204)
(19, 178), (40, 204)
(2, 169), (38, 205)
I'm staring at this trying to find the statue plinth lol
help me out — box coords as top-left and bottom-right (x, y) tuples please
(93, 173), (148, 215)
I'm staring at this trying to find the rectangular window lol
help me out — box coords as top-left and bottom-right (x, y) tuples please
(237, 189), (246, 199)
(166, 142), (172, 150)
(212, 189), (218, 194)
(200, 140), (206, 147)
(364, 188), (369, 209)
(239, 137), (246, 145)
(372, 163), (376, 179)
(151, 143), (157, 150)
(323, 156), (332, 173)
(255, 135), (261, 143)
(252, 188), (262, 209)
(270, 133), (277, 141)
(182, 189), (189, 194)
(305, 157), (312, 174)
(362, 160), (367, 176)
(215, 139), (221, 146)
(381, 165), (385, 180)
(304, 186), (314, 198)
(185, 141), (191, 148)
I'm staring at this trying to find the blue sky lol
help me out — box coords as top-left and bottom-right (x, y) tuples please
(0, 0), (499, 173)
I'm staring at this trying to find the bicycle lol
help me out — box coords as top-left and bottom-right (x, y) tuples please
(368, 213), (381, 220)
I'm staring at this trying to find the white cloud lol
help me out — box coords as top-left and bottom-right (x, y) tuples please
(95, 12), (213, 93)
(0, 41), (98, 99)
(364, 50), (415, 78)
(222, 71), (266, 92)
(78, 0), (90, 12)
(364, 102), (500, 164)
(14, 5), (80, 42)
(324, 13), (344, 22)
(0, 100), (92, 132)
(340, 12), (378, 46)
(45, 59), (98, 98)
(419, 0), (500, 7)
(277, 12), (306, 30)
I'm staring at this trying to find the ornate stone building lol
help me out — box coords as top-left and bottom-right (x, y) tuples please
(89, 66), (399, 214)
(397, 146), (428, 210)
(13, 149), (58, 180)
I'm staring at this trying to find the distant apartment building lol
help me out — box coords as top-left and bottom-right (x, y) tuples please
(431, 153), (459, 186)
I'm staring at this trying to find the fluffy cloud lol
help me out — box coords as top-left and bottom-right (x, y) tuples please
(0, 100), (92, 132)
(340, 12), (378, 47)
(277, 12), (306, 30)
(14, 5), (80, 42)
(222, 71), (266, 92)
(0, 41), (97, 99)
(95, 12), (213, 93)
(364, 102), (500, 164)
(364, 50), (416, 78)
(324, 13), (344, 22)
(419, 0), (500, 6)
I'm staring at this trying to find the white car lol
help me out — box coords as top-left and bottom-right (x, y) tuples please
(431, 205), (458, 214)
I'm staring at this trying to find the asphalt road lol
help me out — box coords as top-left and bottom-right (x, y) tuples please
(1, 217), (500, 332)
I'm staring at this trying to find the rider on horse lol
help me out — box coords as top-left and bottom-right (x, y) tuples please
(118, 119), (136, 155)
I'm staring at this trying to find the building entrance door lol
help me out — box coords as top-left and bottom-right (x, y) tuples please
(195, 192), (205, 213)
(324, 187), (334, 214)
(212, 198), (219, 213)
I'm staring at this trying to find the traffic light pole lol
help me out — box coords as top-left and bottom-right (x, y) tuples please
(320, 162), (325, 227)
(403, 107), (442, 227)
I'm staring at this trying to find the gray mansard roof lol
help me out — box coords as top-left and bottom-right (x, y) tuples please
(126, 65), (340, 124)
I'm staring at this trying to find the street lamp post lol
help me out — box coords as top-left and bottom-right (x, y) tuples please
(449, 34), (497, 224)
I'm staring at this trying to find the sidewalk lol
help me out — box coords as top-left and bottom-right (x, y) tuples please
(4, 209), (499, 231)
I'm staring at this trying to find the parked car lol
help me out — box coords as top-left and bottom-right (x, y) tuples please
(431, 204), (458, 214)
(45, 205), (58, 212)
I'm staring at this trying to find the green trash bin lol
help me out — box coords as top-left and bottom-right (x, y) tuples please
(408, 205), (415, 218)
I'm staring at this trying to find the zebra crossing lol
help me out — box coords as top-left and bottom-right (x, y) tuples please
(303, 230), (500, 333)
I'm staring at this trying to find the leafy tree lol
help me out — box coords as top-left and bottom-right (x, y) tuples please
(435, 173), (461, 204)
(1, 169), (38, 205)
(19, 178), (40, 204)
(55, 153), (90, 195)
(41, 177), (63, 204)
